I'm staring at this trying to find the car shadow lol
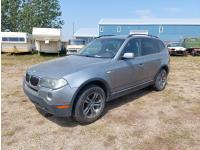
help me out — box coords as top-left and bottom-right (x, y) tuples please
(36, 107), (78, 127)
(102, 87), (152, 118)
(37, 87), (153, 127)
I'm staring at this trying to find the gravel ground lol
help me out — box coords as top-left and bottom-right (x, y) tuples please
(1, 54), (200, 150)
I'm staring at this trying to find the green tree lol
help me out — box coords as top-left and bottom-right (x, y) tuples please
(1, 0), (64, 33)
(1, 0), (22, 31)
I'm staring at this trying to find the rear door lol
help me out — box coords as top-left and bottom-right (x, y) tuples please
(40, 41), (58, 53)
(140, 38), (163, 82)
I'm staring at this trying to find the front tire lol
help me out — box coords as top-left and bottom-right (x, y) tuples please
(154, 69), (168, 91)
(74, 85), (106, 124)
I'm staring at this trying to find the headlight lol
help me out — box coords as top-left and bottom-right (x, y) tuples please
(39, 78), (68, 90)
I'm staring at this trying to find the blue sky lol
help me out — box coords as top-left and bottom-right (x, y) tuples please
(59, 0), (200, 39)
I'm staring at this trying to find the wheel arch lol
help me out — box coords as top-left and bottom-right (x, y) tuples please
(160, 65), (169, 74)
(71, 78), (111, 115)
(154, 65), (169, 82)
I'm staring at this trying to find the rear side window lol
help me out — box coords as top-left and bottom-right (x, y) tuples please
(157, 40), (165, 51)
(141, 38), (162, 56)
(123, 39), (140, 57)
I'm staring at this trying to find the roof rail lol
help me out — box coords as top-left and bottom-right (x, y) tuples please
(128, 34), (159, 38)
(96, 35), (115, 38)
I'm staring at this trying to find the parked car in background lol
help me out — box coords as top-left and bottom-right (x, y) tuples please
(167, 42), (187, 56)
(23, 35), (170, 124)
(66, 39), (85, 55)
(183, 37), (200, 56)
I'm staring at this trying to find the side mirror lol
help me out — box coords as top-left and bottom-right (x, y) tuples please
(122, 52), (135, 59)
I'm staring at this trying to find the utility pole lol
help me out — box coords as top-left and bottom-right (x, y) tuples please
(72, 22), (75, 37)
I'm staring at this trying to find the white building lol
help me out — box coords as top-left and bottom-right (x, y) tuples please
(74, 28), (98, 44)
(32, 27), (61, 53)
(1, 32), (33, 53)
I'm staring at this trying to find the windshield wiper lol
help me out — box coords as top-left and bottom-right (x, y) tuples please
(73, 54), (95, 57)
(73, 54), (112, 58)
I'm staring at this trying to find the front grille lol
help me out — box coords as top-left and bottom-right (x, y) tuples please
(69, 50), (77, 52)
(30, 76), (39, 86)
(26, 73), (30, 82)
(27, 84), (38, 92)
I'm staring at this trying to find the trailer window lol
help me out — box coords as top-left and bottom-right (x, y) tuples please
(100, 27), (103, 32)
(9, 38), (18, 41)
(159, 26), (164, 33)
(1, 37), (25, 42)
(19, 37), (25, 42)
(2, 37), (8, 41)
(117, 26), (121, 32)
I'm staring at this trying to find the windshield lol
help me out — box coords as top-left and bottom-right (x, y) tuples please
(78, 38), (125, 58)
(168, 42), (182, 47)
(70, 39), (85, 45)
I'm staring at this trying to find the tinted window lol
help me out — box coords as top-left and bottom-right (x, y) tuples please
(123, 39), (140, 57)
(70, 39), (85, 45)
(19, 37), (25, 42)
(9, 37), (19, 41)
(2, 37), (8, 41)
(157, 40), (165, 51)
(2, 37), (25, 42)
(79, 38), (125, 58)
(141, 38), (161, 56)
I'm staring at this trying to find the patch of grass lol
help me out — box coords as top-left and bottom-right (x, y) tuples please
(6, 139), (18, 146)
(81, 123), (112, 137)
(31, 132), (44, 139)
(164, 129), (194, 145)
(1, 53), (59, 66)
(162, 117), (182, 126)
(188, 102), (200, 114)
(35, 119), (45, 125)
(136, 129), (193, 150)
(2, 129), (16, 137)
(103, 135), (117, 147)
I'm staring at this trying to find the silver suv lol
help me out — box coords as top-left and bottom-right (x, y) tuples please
(23, 35), (170, 124)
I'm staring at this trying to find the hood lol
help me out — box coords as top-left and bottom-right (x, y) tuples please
(27, 55), (111, 78)
(168, 46), (186, 51)
(67, 45), (84, 49)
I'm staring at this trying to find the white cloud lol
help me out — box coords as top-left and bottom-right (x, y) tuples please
(164, 7), (181, 13)
(135, 9), (153, 19)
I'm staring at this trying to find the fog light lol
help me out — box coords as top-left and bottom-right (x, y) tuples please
(46, 93), (52, 101)
(55, 105), (71, 109)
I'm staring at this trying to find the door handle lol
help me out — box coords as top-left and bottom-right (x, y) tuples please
(138, 63), (144, 66)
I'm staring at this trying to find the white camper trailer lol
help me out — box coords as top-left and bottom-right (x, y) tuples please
(1, 32), (33, 53)
(32, 28), (61, 53)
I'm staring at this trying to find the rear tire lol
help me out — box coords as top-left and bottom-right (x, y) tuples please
(154, 69), (168, 91)
(73, 85), (106, 124)
(183, 51), (188, 56)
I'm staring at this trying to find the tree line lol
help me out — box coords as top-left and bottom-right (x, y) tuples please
(1, 0), (64, 33)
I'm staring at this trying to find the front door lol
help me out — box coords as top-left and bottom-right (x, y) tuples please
(109, 38), (144, 92)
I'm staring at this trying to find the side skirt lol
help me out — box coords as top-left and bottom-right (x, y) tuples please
(108, 80), (154, 101)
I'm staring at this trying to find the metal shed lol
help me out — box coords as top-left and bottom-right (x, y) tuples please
(74, 28), (98, 44)
(32, 27), (61, 53)
(99, 19), (200, 42)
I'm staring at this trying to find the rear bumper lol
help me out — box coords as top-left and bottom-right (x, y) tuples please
(23, 79), (77, 117)
(169, 50), (187, 56)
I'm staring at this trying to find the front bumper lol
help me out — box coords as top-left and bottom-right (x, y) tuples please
(23, 79), (77, 117)
(169, 50), (187, 56)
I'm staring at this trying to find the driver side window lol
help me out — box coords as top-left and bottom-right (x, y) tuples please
(123, 39), (140, 57)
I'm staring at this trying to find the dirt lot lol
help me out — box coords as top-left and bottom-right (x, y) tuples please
(1, 54), (200, 150)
